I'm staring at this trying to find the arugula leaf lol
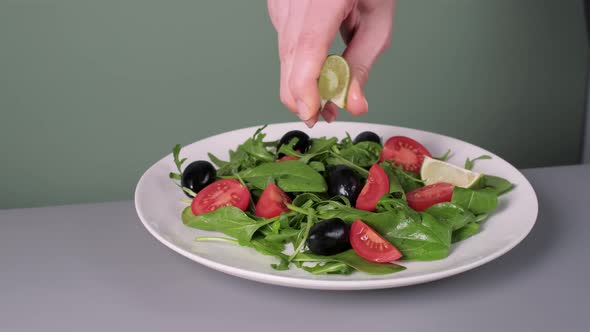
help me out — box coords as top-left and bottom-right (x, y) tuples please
(381, 161), (423, 192)
(182, 206), (275, 243)
(380, 162), (406, 200)
(308, 137), (339, 154)
(451, 187), (498, 215)
(208, 152), (229, 168)
(301, 262), (353, 275)
(435, 149), (452, 161)
(293, 250), (405, 275)
(426, 202), (476, 230)
(337, 141), (382, 168)
(169, 144), (189, 182)
(464, 155), (492, 170)
(239, 160), (327, 193)
(452, 222), (480, 243)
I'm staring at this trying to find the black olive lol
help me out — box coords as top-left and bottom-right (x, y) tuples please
(307, 218), (350, 256)
(277, 130), (311, 157)
(181, 161), (216, 197)
(353, 131), (381, 145)
(327, 165), (362, 206)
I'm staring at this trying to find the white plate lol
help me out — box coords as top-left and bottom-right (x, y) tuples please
(135, 122), (538, 290)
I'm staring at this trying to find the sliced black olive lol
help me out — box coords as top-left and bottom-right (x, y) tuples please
(327, 165), (362, 206)
(307, 218), (351, 256)
(277, 130), (311, 157)
(181, 161), (216, 197)
(353, 131), (381, 145)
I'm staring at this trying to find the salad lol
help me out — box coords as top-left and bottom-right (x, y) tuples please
(169, 126), (513, 275)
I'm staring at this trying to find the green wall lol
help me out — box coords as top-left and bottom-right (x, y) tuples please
(1, 0), (588, 209)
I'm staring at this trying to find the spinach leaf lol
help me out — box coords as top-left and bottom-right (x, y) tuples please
(293, 250), (406, 275)
(451, 187), (498, 215)
(239, 160), (327, 192)
(337, 141), (382, 168)
(316, 201), (451, 260)
(464, 155), (492, 170)
(452, 222), (481, 243)
(426, 202), (476, 230)
(475, 213), (489, 223)
(482, 175), (513, 195)
(380, 162), (406, 200)
(182, 206), (275, 243)
(325, 154), (369, 177)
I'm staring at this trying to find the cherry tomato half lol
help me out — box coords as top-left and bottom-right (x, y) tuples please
(356, 164), (389, 212)
(350, 220), (402, 263)
(406, 182), (454, 211)
(191, 179), (250, 215)
(255, 183), (292, 218)
(380, 136), (432, 173)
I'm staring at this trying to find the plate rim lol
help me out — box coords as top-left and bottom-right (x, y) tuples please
(134, 121), (539, 290)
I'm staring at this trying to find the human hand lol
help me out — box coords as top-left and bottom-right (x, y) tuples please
(268, 0), (395, 127)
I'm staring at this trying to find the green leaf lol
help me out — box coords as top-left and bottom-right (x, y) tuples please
(435, 149), (452, 161)
(316, 201), (451, 260)
(182, 206), (274, 243)
(308, 137), (339, 154)
(169, 172), (182, 181)
(182, 187), (197, 197)
(452, 187), (498, 215)
(475, 213), (489, 223)
(239, 160), (327, 193)
(381, 161), (423, 192)
(208, 152), (229, 168)
(426, 202), (476, 230)
(482, 175), (513, 195)
(172, 144), (187, 174)
(309, 161), (325, 173)
(337, 141), (382, 168)
(301, 262), (353, 275)
(464, 155), (492, 170)
(452, 222), (480, 243)
(293, 250), (405, 275)
(380, 162), (406, 200)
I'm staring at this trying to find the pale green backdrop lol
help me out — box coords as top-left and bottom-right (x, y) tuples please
(1, 0), (588, 209)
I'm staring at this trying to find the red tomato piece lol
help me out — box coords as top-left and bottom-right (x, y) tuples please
(380, 136), (432, 173)
(276, 155), (300, 162)
(356, 164), (390, 211)
(191, 179), (250, 215)
(406, 182), (454, 211)
(255, 183), (292, 218)
(350, 220), (402, 263)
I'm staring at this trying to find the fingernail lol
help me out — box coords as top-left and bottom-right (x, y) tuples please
(323, 107), (337, 123)
(304, 118), (316, 128)
(297, 100), (312, 121)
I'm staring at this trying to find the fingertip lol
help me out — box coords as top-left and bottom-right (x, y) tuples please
(321, 103), (339, 123)
(346, 79), (368, 115)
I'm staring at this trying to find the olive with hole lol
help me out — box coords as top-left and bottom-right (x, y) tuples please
(353, 131), (381, 145)
(277, 130), (311, 157)
(327, 165), (362, 206)
(307, 218), (351, 256)
(181, 161), (217, 197)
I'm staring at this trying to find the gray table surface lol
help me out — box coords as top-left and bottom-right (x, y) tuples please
(2, 165), (590, 332)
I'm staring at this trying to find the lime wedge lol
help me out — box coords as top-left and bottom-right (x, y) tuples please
(318, 55), (350, 109)
(421, 156), (483, 188)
